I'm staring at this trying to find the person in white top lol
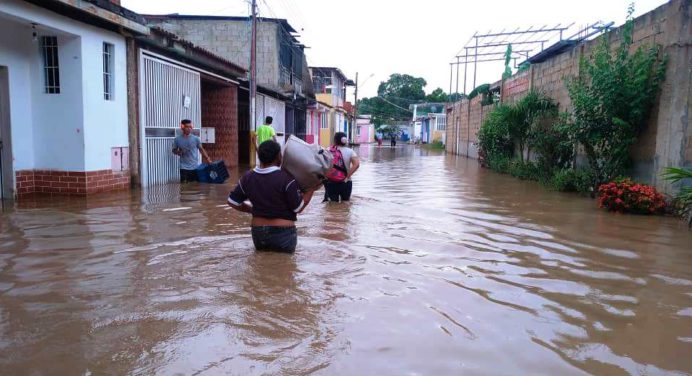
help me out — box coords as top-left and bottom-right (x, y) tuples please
(324, 132), (360, 202)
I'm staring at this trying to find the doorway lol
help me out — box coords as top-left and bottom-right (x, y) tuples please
(0, 67), (13, 200)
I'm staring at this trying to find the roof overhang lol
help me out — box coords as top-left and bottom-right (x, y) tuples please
(25, 0), (149, 35)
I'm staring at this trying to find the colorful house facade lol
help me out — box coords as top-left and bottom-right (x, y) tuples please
(356, 115), (375, 144)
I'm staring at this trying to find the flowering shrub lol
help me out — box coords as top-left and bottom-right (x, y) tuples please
(597, 179), (666, 214)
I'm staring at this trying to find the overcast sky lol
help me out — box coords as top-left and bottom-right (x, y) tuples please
(122, 0), (667, 99)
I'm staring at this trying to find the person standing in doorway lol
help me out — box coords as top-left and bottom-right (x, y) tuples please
(324, 132), (360, 202)
(228, 140), (318, 253)
(172, 119), (210, 183)
(252, 116), (278, 166)
(252, 116), (277, 148)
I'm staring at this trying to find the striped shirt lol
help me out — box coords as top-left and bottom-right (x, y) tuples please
(228, 166), (304, 221)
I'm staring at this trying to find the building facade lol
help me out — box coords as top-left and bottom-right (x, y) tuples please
(0, 0), (148, 198)
(310, 66), (353, 147)
(356, 115), (375, 144)
(143, 15), (312, 163)
(128, 27), (246, 186)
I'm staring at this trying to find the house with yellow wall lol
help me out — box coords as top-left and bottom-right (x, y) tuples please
(310, 67), (354, 146)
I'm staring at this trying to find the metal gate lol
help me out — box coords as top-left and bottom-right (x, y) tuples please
(139, 52), (201, 186)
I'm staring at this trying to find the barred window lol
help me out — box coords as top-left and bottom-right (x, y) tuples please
(437, 116), (447, 131)
(40, 36), (60, 94)
(103, 42), (114, 100)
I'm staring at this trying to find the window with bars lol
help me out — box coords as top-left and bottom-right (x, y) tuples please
(103, 42), (114, 100)
(320, 113), (328, 129)
(437, 116), (447, 130)
(40, 36), (60, 94)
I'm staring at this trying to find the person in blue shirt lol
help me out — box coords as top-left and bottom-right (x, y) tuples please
(172, 119), (211, 183)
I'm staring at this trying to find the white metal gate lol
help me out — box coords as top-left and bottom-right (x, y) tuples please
(139, 52), (201, 186)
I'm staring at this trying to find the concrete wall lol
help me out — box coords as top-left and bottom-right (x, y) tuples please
(148, 19), (279, 90)
(445, 0), (691, 192)
(82, 29), (129, 171)
(0, 17), (35, 171)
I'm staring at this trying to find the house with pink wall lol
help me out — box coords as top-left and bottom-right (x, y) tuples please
(356, 115), (375, 144)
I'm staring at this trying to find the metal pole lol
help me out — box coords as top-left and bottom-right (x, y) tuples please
(472, 36), (478, 90)
(448, 63), (453, 99)
(455, 56), (460, 100)
(463, 49), (468, 95)
(353, 72), (358, 143)
(249, 0), (257, 161)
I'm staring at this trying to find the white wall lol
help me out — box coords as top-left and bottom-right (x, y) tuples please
(0, 19), (35, 171)
(82, 29), (128, 171)
(1, 0), (129, 172)
(30, 33), (85, 171)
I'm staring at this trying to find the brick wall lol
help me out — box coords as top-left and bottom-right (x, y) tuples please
(15, 170), (130, 197)
(201, 81), (239, 169)
(501, 70), (530, 104)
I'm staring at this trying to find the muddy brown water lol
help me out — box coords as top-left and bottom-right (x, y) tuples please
(1, 145), (691, 375)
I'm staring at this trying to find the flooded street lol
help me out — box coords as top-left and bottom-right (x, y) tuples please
(1, 145), (691, 375)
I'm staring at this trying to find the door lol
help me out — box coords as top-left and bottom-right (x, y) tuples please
(139, 52), (201, 186)
(0, 67), (12, 200)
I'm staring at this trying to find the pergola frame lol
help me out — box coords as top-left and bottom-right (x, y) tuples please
(448, 24), (574, 98)
(448, 21), (616, 99)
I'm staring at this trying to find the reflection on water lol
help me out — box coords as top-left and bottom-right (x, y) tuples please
(1, 145), (691, 375)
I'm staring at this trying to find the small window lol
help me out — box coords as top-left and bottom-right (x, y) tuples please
(40, 36), (60, 94)
(103, 42), (114, 100)
(321, 113), (328, 129)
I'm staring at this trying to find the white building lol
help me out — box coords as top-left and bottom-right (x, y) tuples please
(0, 0), (147, 198)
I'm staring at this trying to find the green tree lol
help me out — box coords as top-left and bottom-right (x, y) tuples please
(565, 4), (667, 185)
(502, 44), (513, 79)
(357, 73), (425, 126)
(425, 87), (448, 102)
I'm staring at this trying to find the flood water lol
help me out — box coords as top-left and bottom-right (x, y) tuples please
(1, 145), (691, 375)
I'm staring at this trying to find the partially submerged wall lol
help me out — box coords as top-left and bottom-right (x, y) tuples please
(445, 0), (690, 193)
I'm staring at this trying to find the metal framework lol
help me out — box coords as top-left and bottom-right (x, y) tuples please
(448, 22), (613, 99)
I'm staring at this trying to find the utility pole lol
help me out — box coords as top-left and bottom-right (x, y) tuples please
(455, 56), (460, 100)
(249, 0), (258, 157)
(352, 72), (359, 143)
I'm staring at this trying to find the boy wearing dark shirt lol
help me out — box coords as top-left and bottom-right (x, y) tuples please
(228, 140), (317, 252)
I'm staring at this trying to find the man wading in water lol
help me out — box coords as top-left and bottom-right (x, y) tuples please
(227, 140), (317, 252)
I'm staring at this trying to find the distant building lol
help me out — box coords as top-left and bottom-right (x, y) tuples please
(356, 115), (375, 144)
(309, 67), (354, 147)
(411, 102), (446, 144)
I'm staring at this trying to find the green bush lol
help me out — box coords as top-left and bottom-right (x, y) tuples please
(479, 91), (558, 167)
(507, 160), (543, 181)
(486, 155), (511, 174)
(565, 4), (666, 185)
(663, 167), (692, 227)
(549, 169), (596, 193)
(478, 105), (514, 160)
(425, 140), (445, 150)
(529, 112), (574, 172)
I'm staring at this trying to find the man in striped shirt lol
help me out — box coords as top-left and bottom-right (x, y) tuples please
(227, 140), (317, 253)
